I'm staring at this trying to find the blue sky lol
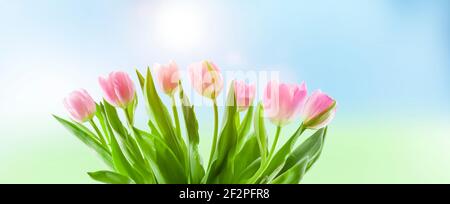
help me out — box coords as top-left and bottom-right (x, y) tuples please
(0, 0), (449, 184)
(0, 0), (449, 120)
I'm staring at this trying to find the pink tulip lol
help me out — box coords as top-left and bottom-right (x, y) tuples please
(234, 80), (256, 112)
(301, 90), (337, 129)
(63, 89), (96, 123)
(263, 81), (308, 126)
(98, 71), (136, 108)
(188, 60), (223, 100)
(154, 60), (180, 95)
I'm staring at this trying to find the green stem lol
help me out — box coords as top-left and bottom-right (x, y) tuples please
(207, 99), (219, 169)
(171, 95), (182, 138)
(89, 119), (107, 146)
(123, 108), (133, 128)
(248, 124), (306, 184)
(171, 95), (189, 183)
(268, 126), (282, 160)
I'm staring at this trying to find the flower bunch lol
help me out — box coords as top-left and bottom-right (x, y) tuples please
(54, 60), (337, 184)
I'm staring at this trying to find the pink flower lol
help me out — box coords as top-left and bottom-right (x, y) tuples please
(63, 89), (96, 123)
(154, 60), (180, 95)
(301, 90), (337, 129)
(188, 60), (223, 100)
(98, 71), (136, 108)
(234, 80), (256, 112)
(263, 81), (308, 126)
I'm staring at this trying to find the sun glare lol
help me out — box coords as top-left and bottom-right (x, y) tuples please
(153, 4), (206, 51)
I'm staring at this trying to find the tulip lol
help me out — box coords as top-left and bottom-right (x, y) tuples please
(189, 60), (223, 169)
(263, 81), (308, 161)
(234, 80), (256, 112)
(188, 60), (223, 100)
(98, 71), (136, 108)
(154, 60), (180, 95)
(63, 89), (96, 123)
(301, 90), (337, 129)
(154, 61), (183, 138)
(263, 81), (308, 126)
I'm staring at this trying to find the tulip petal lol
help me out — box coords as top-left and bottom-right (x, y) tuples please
(99, 75), (119, 107)
(234, 80), (256, 111)
(99, 71), (135, 108)
(155, 61), (180, 95)
(302, 90), (337, 129)
(263, 81), (308, 126)
(188, 60), (223, 99)
(63, 89), (96, 123)
(112, 71), (135, 107)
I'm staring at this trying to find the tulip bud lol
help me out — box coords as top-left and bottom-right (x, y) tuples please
(154, 60), (180, 96)
(188, 60), (223, 100)
(98, 71), (136, 108)
(63, 89), (96, 123)
(234, 80), (256, 112)
(263, 81), (308, 126)
(301, 90), (337, 129)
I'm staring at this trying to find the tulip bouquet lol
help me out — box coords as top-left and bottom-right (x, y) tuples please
(54, 60), (337, 184)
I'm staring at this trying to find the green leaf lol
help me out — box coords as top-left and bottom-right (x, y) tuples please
(126, 94), (138, 124)
(103, 101), (156, 183)
(100, 105), (145, 184)
(53, 115), (113, 168)
(271, 128), (327, 183)
(250, 123), (306, 183)
(122, 134), (155, 183)
(134, 128), (187, 183)
(103, 101), (127, 138)
(207, 83), (238, 183)
(142, 67), (186, 166)
(88, 170), (132, 184)
(179, 84), (205, 184)
(254, 103), (268, 163)
(103, 102), (141, 171)
(131, 128), (159, 183)
(236, 106), (254, 152)
(233, 134), (261, 182)
(180, 86), (199, 145)
(270, 159), (308, 184)
(94, 103), (110, 144)
(238, 158), (262, 183)
(126, 127), (157, 184)
(136, 69), (145, 89)
(147, 120), (162, 139)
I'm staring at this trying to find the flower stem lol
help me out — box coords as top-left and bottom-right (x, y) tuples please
(207, 99), (219, 169)
(248, 124), (305, 184)
(268, 126), (282, 160)
(123, 108), (133, 128)
(172, 95), (190, 183)
(171, 95), (182, 138)
(89, 119), (107, 146)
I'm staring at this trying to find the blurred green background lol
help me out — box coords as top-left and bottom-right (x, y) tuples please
(1, 0), (449, 183)
(2, 115), (450, 183)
